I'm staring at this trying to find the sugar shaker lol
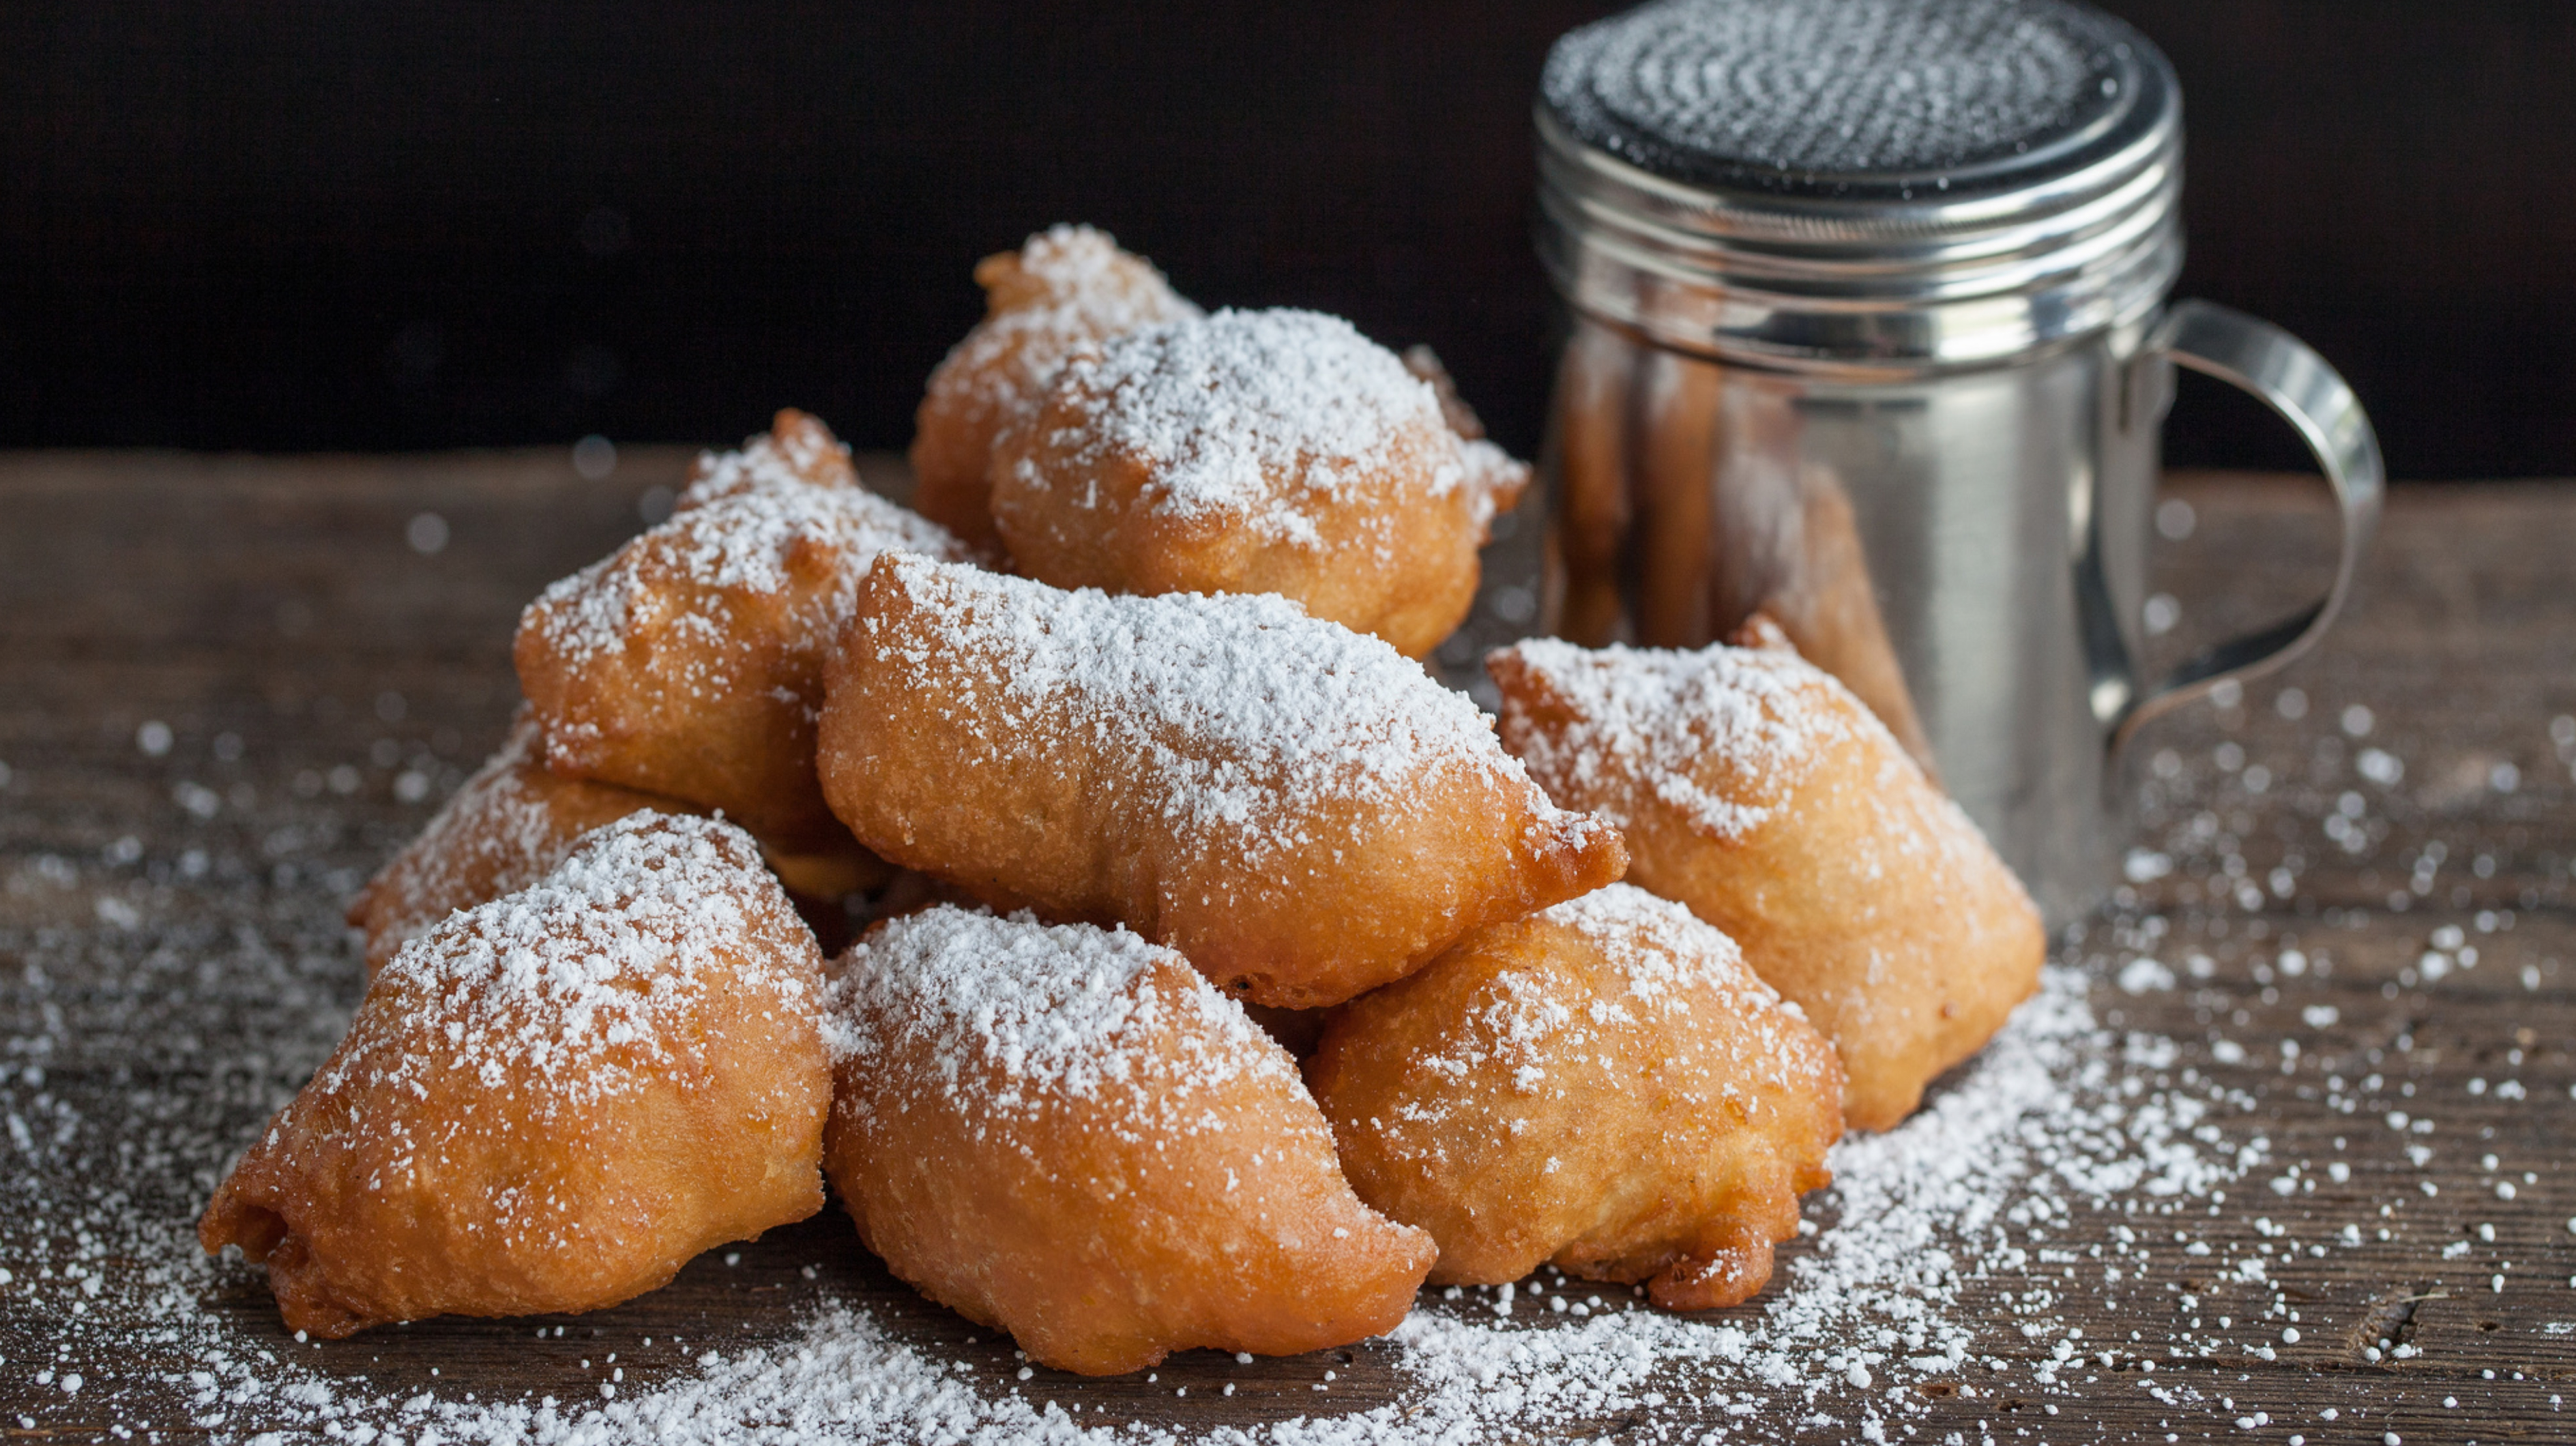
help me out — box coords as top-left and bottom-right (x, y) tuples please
(1533, 0), (2382, 921)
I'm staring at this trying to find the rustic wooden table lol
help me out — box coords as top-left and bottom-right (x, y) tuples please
(1, 451), (2569, 1444)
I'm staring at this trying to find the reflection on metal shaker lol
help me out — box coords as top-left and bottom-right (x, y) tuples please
(1550, 316), (1938, 773)
(1533, 0), (2382, 922)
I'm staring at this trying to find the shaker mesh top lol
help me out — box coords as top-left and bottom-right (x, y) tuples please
(1542, 0), (2153, 192)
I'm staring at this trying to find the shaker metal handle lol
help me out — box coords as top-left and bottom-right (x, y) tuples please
(2090, 299), (2386, 749)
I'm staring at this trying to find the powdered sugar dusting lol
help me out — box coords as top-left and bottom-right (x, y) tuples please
(1536, 879), (1772, 1013)
(1496, 636), (1860, 840)
(352, 718), (568, 956)
(1006, 225), (1192, 322)
(870, 555), (1537, 862)
(351, 715), (666, 966)
(360, 813), (813, 1112)
(108, 959), (2277, 1443)
(1022, 309), (1466, 548)
(932, 224), (1201, 420)
(524, 464), (967, 675)
(829, 907), (1289, 1138)
(676, 418), (857, 511)
(1364, 881), (1824, 1145)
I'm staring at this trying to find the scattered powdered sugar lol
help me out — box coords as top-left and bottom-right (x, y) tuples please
(524, 461), (965, 674)
(93, 960), (2279, 1443)
(871, 555), (1549, 861)
(1495, 636), (1860, 840)
(827, 906), (1287, 1134)
(1023, 309), (1465, 548)
(359, 813), (811, 1110)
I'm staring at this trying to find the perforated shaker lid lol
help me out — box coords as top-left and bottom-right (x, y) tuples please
(1534, 0), (2185, 367)
(1540, 0), (2165, 201)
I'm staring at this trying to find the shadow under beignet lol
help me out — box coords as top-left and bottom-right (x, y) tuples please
(815, 553), (1628, 1009)
(1487, 620), (2044, 1133)
(1306, 883), (1842, 1310)
(821, 906), (1435, 1375)
(201, 814), (830, 1338)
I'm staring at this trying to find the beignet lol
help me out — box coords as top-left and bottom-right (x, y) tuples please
(910, 224), (1199, 548)
(822, 906), (1435, 1375)
(1306, 883), (1841, 1310)
(817, 553), (1627, 1008)
(1488, 621), (2043, 1132)
(201, 814), (831, 1337)
(989, 308), (1520, 659)
(514, 411), (969, 846)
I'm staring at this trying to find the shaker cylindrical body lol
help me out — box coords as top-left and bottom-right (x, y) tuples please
(1542, 310), (2169, 924)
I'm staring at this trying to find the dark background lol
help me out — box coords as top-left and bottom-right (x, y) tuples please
(3, 1), (2570, 477)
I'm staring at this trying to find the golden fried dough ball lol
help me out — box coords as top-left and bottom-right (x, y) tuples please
(515, 411), (971, 847)
(349, 711), (893, 976)
(1306, 883), (1841, 1310)
(817, 553), (1628, 1009)
(989, 308), (1525, 659)
(910, 225), (1199, 548)
(201, 814), (830, 1337)
(822, 906), (1435, 1374)
(1488, 621), (2044, 1132)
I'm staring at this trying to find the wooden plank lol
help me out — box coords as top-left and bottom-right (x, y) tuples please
(1, 456), (2571, 1441)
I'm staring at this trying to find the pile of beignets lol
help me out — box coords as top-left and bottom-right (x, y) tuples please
(202, 224), (2044, 1374)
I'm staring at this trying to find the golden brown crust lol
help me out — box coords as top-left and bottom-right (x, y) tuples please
(203, 815), (831, 1336)
(816, 555), (1627, 1009)
(1488, 628), (2043, 1132)
(909, 226), (1199, 548)
(988, 309), (1509, 660)
(513, 411), (969, 846)
(822, 908), (1434, 1374)
(1306, 884), (1841, 1310)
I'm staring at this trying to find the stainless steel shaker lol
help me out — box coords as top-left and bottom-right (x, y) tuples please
(1531, 0), (2382, 924)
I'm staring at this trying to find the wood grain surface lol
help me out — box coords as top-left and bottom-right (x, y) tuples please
(1, 452), (2571, 1443)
